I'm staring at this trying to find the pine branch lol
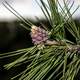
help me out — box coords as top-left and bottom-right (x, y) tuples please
(1, 0), (80, 80)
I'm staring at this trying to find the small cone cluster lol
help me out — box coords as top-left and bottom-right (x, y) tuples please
(31, 25), (48, 45)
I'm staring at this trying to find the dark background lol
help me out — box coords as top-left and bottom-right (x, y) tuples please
(0, 19), (51, 80)
(0, 19), (80, 80)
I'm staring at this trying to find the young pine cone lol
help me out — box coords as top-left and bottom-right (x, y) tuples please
(31, 25), (48, 45)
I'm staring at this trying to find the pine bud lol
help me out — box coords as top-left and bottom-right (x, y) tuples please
(31, 25), (48, 45)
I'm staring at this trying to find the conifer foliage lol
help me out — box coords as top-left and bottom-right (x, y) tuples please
(1, 0), (80, 80)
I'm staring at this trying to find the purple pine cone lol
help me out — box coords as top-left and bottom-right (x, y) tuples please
(31, 25), (48, 45)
